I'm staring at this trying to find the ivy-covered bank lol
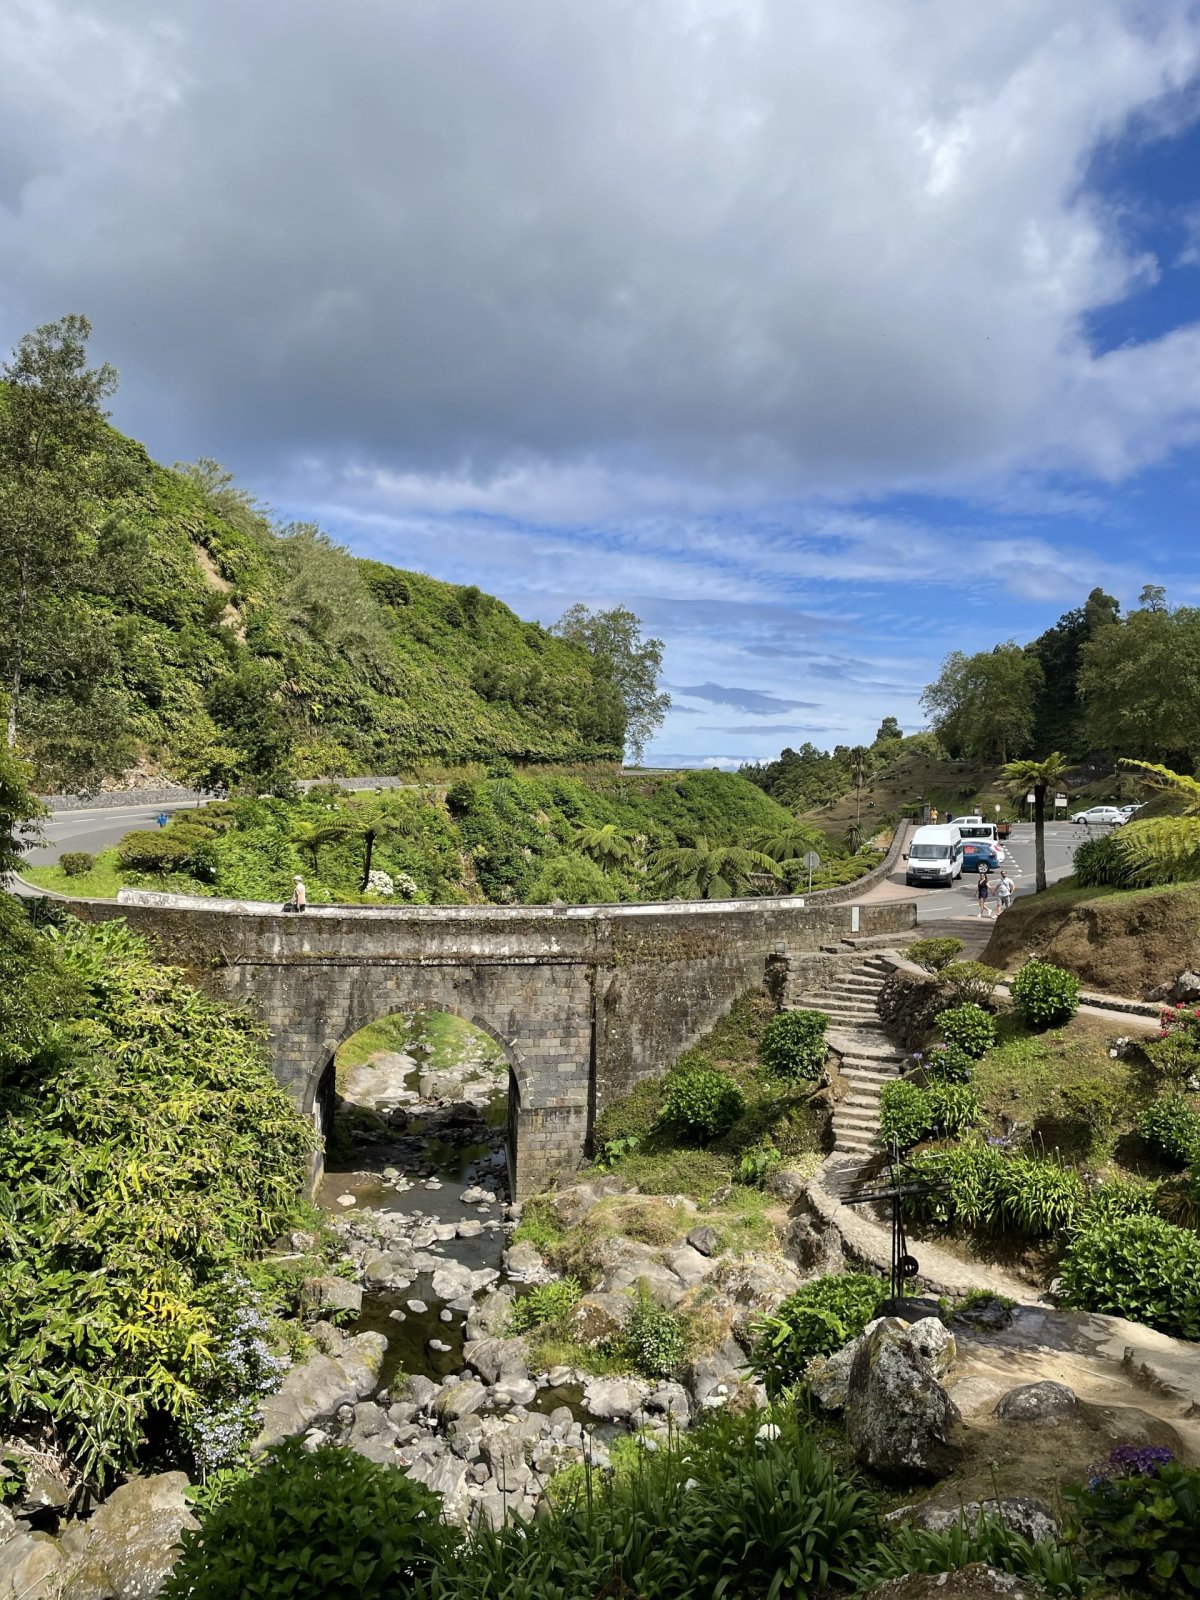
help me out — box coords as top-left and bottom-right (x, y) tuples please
(0, 895), (317, 1493)
(28, 767), (882, 906)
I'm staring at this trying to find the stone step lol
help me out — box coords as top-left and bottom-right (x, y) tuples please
(801, 999), (879, 1017)
(834, 1103), (881, 1125)
(827, 974), (885, 990)
(842, 1068), (895, 1086)
(827, 1031), (897, 1059)
(843, 1092), (885, 1110)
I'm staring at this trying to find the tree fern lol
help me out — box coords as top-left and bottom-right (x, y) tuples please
(1115, 761), (1200, 884)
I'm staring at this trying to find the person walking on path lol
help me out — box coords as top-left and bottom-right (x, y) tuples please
(156, 811), (169, 829)
(976, 866), (993, 918)
(996, 870), (1015, 915)
(289, 875), (307, 913)
(930, 806), (939, 825)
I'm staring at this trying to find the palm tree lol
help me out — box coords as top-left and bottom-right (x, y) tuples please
(573, 822), (633, 872)
(1001, 751), (1070, 893)
(288, 817), (355, 877)
(848, 746), (873, 824)
(648, 834), (781, 900)
(1112, 759), (1200, 884)
(345, 800), (414, 892)
(844, 820), (864, 855)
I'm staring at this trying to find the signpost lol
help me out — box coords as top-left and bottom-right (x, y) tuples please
(802, 849), (821, 893)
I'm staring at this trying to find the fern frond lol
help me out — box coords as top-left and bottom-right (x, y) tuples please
(1118, 759), (1200, 812)
(1117, 817), (1200, 884)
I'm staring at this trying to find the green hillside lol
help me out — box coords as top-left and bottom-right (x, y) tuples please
(1, 327), (624, 790)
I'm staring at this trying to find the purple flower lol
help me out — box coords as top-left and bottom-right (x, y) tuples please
(1108, 1444), (1174, 1478)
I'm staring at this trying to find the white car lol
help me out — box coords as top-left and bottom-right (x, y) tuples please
(1119, 803), (1145, 818)
(1070, 806), (1126, 826)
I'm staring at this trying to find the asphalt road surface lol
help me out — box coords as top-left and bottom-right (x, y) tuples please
(899, 820), (1088, 923)
(24, 802), (192, 867)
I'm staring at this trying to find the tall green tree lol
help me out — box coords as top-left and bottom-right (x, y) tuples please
(0, 315), (119, 749)
(921, 643), (1043, 764)
(0, 732), (45, 879)
(1001, 751), (1070, 893)
(551, 604), (670, 763)
(1026, 586), (1119, 756)
(1079, 604), (1200, 765)
(206, 660), (295, 789)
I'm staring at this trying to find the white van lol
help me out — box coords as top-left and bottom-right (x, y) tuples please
(904, 824), (963, 887)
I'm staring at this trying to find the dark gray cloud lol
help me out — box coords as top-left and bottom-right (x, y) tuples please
(2, 0), (1199, 502)
(673, 682), (819, 714)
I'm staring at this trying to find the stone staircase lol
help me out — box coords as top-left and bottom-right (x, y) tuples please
(789, 954), (907, 1162)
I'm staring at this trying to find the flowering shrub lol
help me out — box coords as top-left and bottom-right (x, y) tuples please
(1146, 1005), (1200, 1083)
(1067, 1450), (1200, 1596)
(924, 1041), (975, 1084)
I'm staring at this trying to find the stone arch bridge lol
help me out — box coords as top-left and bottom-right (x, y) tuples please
(61, 891), (914, 1196)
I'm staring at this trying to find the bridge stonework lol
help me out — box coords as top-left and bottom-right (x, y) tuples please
(64, 893), (914, 1196)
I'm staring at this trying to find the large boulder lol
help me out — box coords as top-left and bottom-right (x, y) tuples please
(252, 1330), (387, 1451)
(582, 1376), (648, 1421)
(61, 1472), (198, 1600)
(865, 1567), (1050, 1599)
(903, 1495), (1059, 1545)
(502, 1241), (550, 1283)
(845, 1320), (962, 1479)
(0, 1531), (64, 1600)
(569, 1292), (633, 1347)
(302, 1274), (364, 1316)
(434, 1380), (488, 1423)
(993, 1382), (1078, 1426)
(462, 1336), (529, 1386)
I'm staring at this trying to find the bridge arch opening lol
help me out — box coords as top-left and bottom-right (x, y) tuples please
(315, 1007), (523, 1195)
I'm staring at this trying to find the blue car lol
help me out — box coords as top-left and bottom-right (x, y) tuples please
(961, 840), (1002, 873)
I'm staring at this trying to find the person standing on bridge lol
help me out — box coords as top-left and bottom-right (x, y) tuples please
(289, 875), (307, 913)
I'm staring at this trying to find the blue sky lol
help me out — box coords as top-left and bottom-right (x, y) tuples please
(3, 1), (1200, 766)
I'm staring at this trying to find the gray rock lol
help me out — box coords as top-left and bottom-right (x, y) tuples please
(362, 1251), (411, 1290)
(1175, 970), (1200, 1002)
(399, 1374), (440, 1410)
(582, 1376), (648, 1421)
(348, 1401), (390, 1443)
(663, 1245), (714, 1288)
(387, 1401), (418, 1425)
(645, 1382), (691, 1421)
(10, 1453), (70, 1519)
(434, 1380), (489, 1423)
(61, 1472), (198, 1599)
(302, 1274), (364, 1317)
(469, 1461), (491, 1485)
(253, 1332), (387, 1451)
(911, 1496), (1059, 1545)
(407, 1299), (429, 1314)
(686, 1225), (720, 1257)
(407, 1449), (469, 1504)
(448, 1416), (485, 1459)
(463, 1336), (529, 1386)
(491, 1377), (538, 1407)
(457, 1220), (484, 1239)
(503, 1240), (549, 1282)
(994, 1381), (1078, 1425)
(570, 1292), (633, 1347)
(0, 1532), (63, 1600)
(466, 1288), (516, 1341)
(688, 1337), (747, 1402)
(864, 1564), (1051, 1598)
(480, 1431), (530, 1489)
(902, 1317), (956, 1378)
(845, 1320), (962, 1479)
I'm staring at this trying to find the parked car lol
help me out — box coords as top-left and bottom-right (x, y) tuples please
(961, 840), (1002, 872)
(1118, 803), (1145, 818)
(955, 820), (1006, 862)
(1070, 806), (1127, 826)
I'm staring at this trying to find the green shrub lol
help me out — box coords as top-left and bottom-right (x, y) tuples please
(904, 937), (964, 974)
(163, 1441), (461, 1600)
(749, 1273), (888, 1396)
(906, 1144), (1084, 1239)
(1000, 1158), (1085, 1236)
(116, 829), (197, 874)
(935, 1003), (996, 1059)
(657, 1066), (746, 1142)
(1011, 959), (1080, 1029)
(879, 1080), (930, 1150)
(879, 1503), (1084, 1598)
(925, 1080), (982, 1139)
(1072, 831), (1135, 890)
(623, 1284), (687, 1377)
(1146, 1006), (1200, 1084)
(507, 1277), (581, 1334)
(1067, 1454), (1200, 1597)
(1054, 1079), (1124, 1151)
(941, 960), (1002, 1006)
(759, 1009), (828, 1082)
(1059, 1214), (1200, 1339)
(923, 1041), (975, 1084)
(1138, 1094), (1200, 1168)
(58, 851), (95, 878)
(736, 1144), (781, 1187)
(1080, 1177), (1162, 1229)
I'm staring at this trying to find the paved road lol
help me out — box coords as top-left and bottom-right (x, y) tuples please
(24, 802), (192, 867)
(869, 820), (1090, 924)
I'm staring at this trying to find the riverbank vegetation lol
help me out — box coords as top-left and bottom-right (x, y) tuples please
(25, 767), (883, 905)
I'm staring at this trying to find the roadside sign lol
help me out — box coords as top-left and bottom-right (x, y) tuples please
(802, 849), (821, 892)
(1025, 792), (1035, 804)
(1054, 794), (1067, 807)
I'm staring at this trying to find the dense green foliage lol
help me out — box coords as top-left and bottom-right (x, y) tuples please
(749, 1273), (889, 1397)
(622, 1284), (688, 1378)
(1071, 830), (1134, 888)
(0, 906), (314, 1486)
(921, 643), (1043, 765)
(905, 1143), (1091, 1239)
(1010, 958), (1080, 1029)
(1146, 1004), (1200, 1083)
(758, 1009), (828, 1082)
(657, 1066), (746, 1142)
(935, 1003), (996, 1059)
(0, 322), (642, 787)
(1138, 1093), (1200, 1168)
(1066, 1453), (1200, 1596)
(903, 937), (964, 973)
(1059, 1215), (1200, 1339)
(507, 1278), (582, 1333)
(879, 1079), (980, 1149)
(0, 738), (45, 877)
(940, 961), (1002, 1006)
(162, 1440), (459, 1600)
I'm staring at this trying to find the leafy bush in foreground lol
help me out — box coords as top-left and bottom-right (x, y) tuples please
(657, 1065), (745, 1142)
(0, 913), (315, 1486)
(935, 1002), (996, 1059)
(759, 1008), (828, 1082)
(1067, 1451), (1200, 1596)
(903, 936), (964, 974)
(749, 1272), (888, 1396)
(1138, 1093), (1200, 1168)
(1011, 958), (1080, 1029)
(163, 1440), (460, 1600)
(880, 1080), (980, 1149)
(1071, 831), (1135, 890)
(1059, 1214), (1200, 1340)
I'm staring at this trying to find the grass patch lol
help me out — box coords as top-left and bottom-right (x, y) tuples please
(25, 848), (161, 900)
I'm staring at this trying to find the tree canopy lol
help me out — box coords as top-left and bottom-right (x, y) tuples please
(920, 643), (1043, 764)
(551, 604), (670, 763)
